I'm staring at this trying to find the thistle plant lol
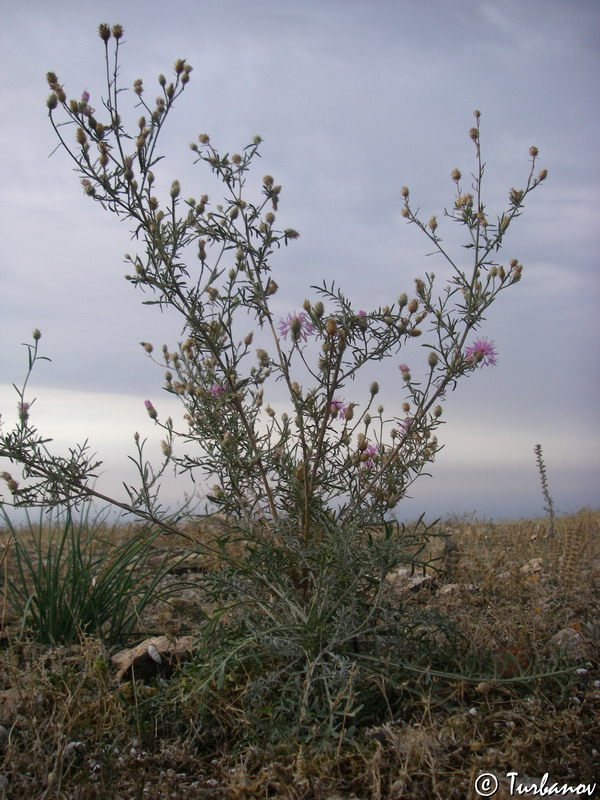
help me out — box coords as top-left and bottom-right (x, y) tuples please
(1, 25), (546, 544)
(0, 22), (549, 745)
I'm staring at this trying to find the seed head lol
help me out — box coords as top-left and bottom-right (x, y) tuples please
(98, 23), (111, 43)
(469, 127), (479, 141)
(112, 24), (124, 40)
(529, 146), (538, 157)
(451, 168), (461, 183)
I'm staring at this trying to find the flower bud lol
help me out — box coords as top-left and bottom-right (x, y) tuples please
(170, 180), (180, 199)
(370, 381), (379, 396)
(1, 472), (19, 493)
(144, 400), (157, 420)
(161, 440), (172, 458)
(428, 351), (439, 367)
(32, 328), (41, 341)
(326, 318), (338, 336)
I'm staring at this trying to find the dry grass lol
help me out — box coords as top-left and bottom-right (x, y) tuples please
(0, 509), (598, 798)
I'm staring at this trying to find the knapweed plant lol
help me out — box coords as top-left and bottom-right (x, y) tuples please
(0, 24), (547, 744)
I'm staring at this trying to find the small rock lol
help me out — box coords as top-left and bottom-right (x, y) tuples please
(385, 568), (436, 593)
(112, 636), (196, 682)
(520, 557), (544, 575)
(546, 628), (593, 661)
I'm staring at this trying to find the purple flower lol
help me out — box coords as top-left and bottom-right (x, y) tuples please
(400, 416), (414, 433)
(81, 90), (90, 104)
(357, 309), (367, 316)
(363, 444), (378, 469)
(278, 312), (315, 343)
(209, 383), (226, 398)
(464, 337), (497, 367)
(330, 396), (348, 417)
(398, 363), (409, 373)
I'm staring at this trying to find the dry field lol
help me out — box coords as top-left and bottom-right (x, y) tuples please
(0, 509), (598, 799)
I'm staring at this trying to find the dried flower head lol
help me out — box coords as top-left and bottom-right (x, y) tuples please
(98, 23), (111, 43)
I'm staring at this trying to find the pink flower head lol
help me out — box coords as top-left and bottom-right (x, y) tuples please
(209, 383), (226, 398)
(398, 363), (409, 373)
(400, 416), (414, 433)
(81, 90), (90, 104)
(357, 309), (367, 317)
(363, 443), (378, 469)
(464, 337), (497, 367)
(278, 312), (315, 343)
(330, 396), (348, 417)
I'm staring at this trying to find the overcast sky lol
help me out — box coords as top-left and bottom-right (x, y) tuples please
(1, 0), (599, 523)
